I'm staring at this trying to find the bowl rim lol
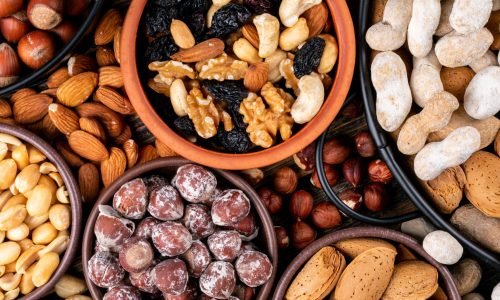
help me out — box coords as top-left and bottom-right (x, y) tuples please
(121, 0), (356, 170)
(82, 157), (278, 299)
(0, 123), (82, 300)
(272, 226), (461, 300)
(0, 0), (105, 98)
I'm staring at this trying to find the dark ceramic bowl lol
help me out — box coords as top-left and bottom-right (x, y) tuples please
(82, 157), (278, 299)
(0, 123), (82, 300)
(273, 227), (461, 300)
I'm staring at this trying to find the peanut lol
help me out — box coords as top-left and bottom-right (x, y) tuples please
(6, 224), (29, 241)
(0, 159), (17, 190)
(233, 38), (262, 64)
(11, 145), (28, 170)
(20, 263), (36, 295)
(407, 0), (440, 58)
(0, 273), (21, 291)
(38, 235), (69, 256)
(26, 185), (52, 217)
(0, 242), (21, 265)
(33, 252), (60, 287)
(49, 204), (71, 231)
(1, 194), (26, 212)
(55, 275), (87, 298)
(14, 164), (41, 194)
(0, 205), (27, 231)
(32, 222), (58, 245)
(27, 146), (46, 164)
(4, 287), (19, 300)
(25, 214), (49, 230)
(15, 245), (44, 274)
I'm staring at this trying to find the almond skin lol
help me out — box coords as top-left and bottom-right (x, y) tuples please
(303, 3), (329, 37)
(0, 99), (12, 118)
(241, 24), (260, 49)
(101, 147), (126, 187)
(170, 38), (225, 63)
(78, 163), (100, 204)
(79, 117), (106, 142)
(138, 145), (159, 164)
(47, 67), (70, 89)
(113, 125), (132, 146)
(155, 139), (177, 157)
(68, 54), (97, 76)
(98, 66), (123, 88)
(55, 140), (85, 168)
(244, 62), (269, 92)
(123, 139), (139, 168)
(382, 260), (438, 299)
(334, 237), (397, 259)
(48, 103), (80, 135)
(75, 103), (123, 138)
(94, 9), (122, 46)
(57, 72), (98, 107)
(96, 46), (117, 66)
(13, 94), (52, 124)
(68, 130), (109, 162)
(94, 86), (134, 115)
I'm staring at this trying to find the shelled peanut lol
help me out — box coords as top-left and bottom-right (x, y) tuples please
(0, 133), (71, 298)
(55, 274), (89, 299)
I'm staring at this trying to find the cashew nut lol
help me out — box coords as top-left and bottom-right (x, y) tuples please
(233, 38), (262, 64)
(450, 0), (493, 34)
(291, 74), (325, 124)
(169, 79), (188, 117)
(464, 66), (500, 119)
(279, 0), (322, 27)
(469, 50), (499, 73)
(407, 0), (441, 58)
(436, 0), (454, 37)
(253, 14), (280, 58)
(371, 51), (412, 132)
(365, 0), (413, 51)
(435, 29), (494, 67)
(414, 126), (481, 180)
(410, 49), (444, 107)
(279, 18), (309, 51)
(265, 49), (287, 83)
(318, 34), (338, 74)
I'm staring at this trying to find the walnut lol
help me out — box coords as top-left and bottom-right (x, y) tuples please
(215, 102), (234, 132)
(148, 78), (171, 97)
(261, 82), (294, 140)
(186, 88), (220, 139)
(196, 53), (249, 81)
(279, 58), (299, 96)
(149, 60), (196, 85)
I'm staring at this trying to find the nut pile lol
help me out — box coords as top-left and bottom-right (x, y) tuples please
(0, 133), (71, 299)
(0, 0), (90, 87)
(142, 0), (338, 153)
(88, 164), (273, 299)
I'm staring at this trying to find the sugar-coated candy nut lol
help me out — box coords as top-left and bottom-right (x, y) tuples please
(152, 221), (192, 256)
(211, 189), (251, 226)
(88, 251), (125, 288)
(202, 188), (220, 206)
(173, 164), (217, 203)
(143, 174), (169, 193)
(94, 205), (135, 248)
(152, 258), (189, 295)
(423, 230), (463, 265)
(199, 261), (236, 299)
(164, 279), (198, 300)
(207, 230), (242, 261)
(233, 284), (256, 300)
(130, 266), (159, 294)
(113, 178), (148, 219)
(103, 285), (142, 300)
(182, 240), (212, 278)
(134, 217), (161, 240)
(119, 237), (154, 273)
(224, 213), (258, 240)
(148, 185), (184, 221)
(182, 204), (215, 239)
(235, 250), (273, 287)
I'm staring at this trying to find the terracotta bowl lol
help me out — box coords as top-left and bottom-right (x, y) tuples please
(121, 0), (356, 170)
(82, 157), (278, 299)
(0, 123), (82, 300)
(273, 227), (461, 300)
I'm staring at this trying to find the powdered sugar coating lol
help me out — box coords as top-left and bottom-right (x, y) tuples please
(182, 204), (215, 239)
(130, 265), (159, 294)
(235, 251), (273, 287)
(148, 185), (184, 221)
(207, 231), (242, 262)
(199, 261), (236, 299)
(143, 174), (169, 192)
(94, 206), (135, 248)
(113, 178), (148, 219)
(202, 188), (221, 206)
(134, 217), (161, 240)
(119, 237), (154, 273)
(88, 251), (126, 288)
(103, 285), (141, 300)
(173, 164), (217, 203)
(211, 190), (251, 226)
(164, 280), (199, 300)
(182, 240), (212, 278)
(152, 258), (189, 295)
(152, 221), (193, 256)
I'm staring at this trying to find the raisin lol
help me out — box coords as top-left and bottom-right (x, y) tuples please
(145, 36), (179, 63)
(210, 4), (251, 37)
(184, 13), (206, 41)
(144, 5), (179, 36)
(214, 127), (251, 153)
(244, 0), (275, 14)
(181, 0), (210, 14)
(174, 116), (197, 137)
(294, 37), (326, 78)
(153, 0), (182, 7)
(202, 80), (248, 106)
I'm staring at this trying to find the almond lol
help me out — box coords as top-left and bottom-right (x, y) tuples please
(113, 27), (121, 64)
(241, 24), (260, 49)
(94, 9), (122, 46)
(75, 103), (123, 138)
(101, 147), (126, 187)
(98, 66), (123, 88)
(79, 117), (106, 142)
(170, 38), (225, 63)
(113, 125), (132, 145)
(396, 244), (417, 262)
(0, 118), (15, 125)
(27, 114), (59, 140)
(10, 88), (36, 104)
(123, 139), (138, 168)
(96, 46), (117, 67)
(78, 163), (100, 204)
(138, 145), (159, 164)
(0, 99), (12, 118)
(244, 62), (269, 92)
(67, 55), (97, 76)
(13, 94), (52, 125)
(334, 237), (397, 259)
(155, 139), (177, 157)
(57, 72), (98, 107)
(94, 86), (134, 115)
(68, 130), (109, 162)
(41, 88), (58, 97)
(382, 260), (438, 299)
(303, 3), (328, 37)
(48, 104), (80, 135)
(171, 19), (196, 49)
(47, 68), (70, 89)
(55, 140), (85, 168)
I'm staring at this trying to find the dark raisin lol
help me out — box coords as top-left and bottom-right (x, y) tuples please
(214, 126), (251, 153)
(145, 36), (179, 63)
(174, 116), (197, 137)
(202, 80), (248, 106)
(184, 13), (206, 40)
(153, 0), (182, 7)
(144, 5), (179, 36)
(294, 37), (326, 78)
(181, 0), (210, 14)
(210, 4), (251, 37)
(244, 0), (275, 14)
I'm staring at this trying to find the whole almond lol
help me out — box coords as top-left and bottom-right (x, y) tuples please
(68, 55), (97, 76)
(138, 145), (159, 164)
(0, 118), (15, 125)
(382, 260), (438, 299)
(47, 68), (70, 89)
(155, 139), (177, 157)
(170, 38), (225, 63)
(123, 139), (138, 168)
(303, 3), (329, 37)
(0, 99), (12, 118)
(10, 88), (36, 104)
(79, 118), (106, 142)
(27, 114), (60, 140)
(48, 104), (80, 135)
(57, 72), (98, 107)
(241, 24), (260, 49)
(98, 66), (123, 88)
(75, 103), (123, 137)
(171, 19), (196, 49)
(94, 86), (134, 115)
(101, 147), (126, 187)
(55, 140), (85, 168)
(244, 62), (269, 92)
(96, 46), (117, 67)
(13, 94), (52, 124)
(113, 125), (132, 145)
(334, 237), (397, 259)
(94, 9), (122, 46)
(68, 130), (109, 162)
(113, 27), (121, 64)
(41, 88), (58, 97)
(78, 163), (100, 204)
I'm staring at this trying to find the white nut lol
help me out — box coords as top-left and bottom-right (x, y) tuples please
(371, 51), (412, 132)
(279, 18), (309, 51)
(169, 79), (188, 117)
(450, 0), (493, 34)
(423, 230), (463, 265)
(407, 0), (441, 58)
(469, 50), (499, 73)
(265, 49), (287, 83)
(464, 66), (500, 119)
(291, 73), (324, 124)
(365, 0), (413, 51)
(253, 13), (280, 58)
(435, 0), (454, 37)
(279, 0), (322, 27)
(233, 38), (262, 64)
(410, 48), (443, 107)
(317, 34), (338, 74)
(414, 126), (480, 180)
(435, 29), (494, 67)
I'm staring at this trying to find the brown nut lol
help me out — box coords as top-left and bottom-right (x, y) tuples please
(338, 188), (363, 211)
(293, 143), (316, 171)
(311, 202), (342, 230)
(342, 157), (364, 187)
(119, 237), (154, 273)
(289, 190), (314, 220)
(257, 187), (282, 214)
(355, 131), (376, 158)
(363, 183), (389, 212)
(367, 159), (393, 184)
(323, 138), (350, 164)
(290, 221), (316, 249)
(273, 167), (298, 195)
(274, 226), (289, 249)
(311, 164), (340, 189)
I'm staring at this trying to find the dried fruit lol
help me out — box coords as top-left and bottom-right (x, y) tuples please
(144, 36), (179, 64)
(293, 37), (325, 78)
(209, 4), (251, 37)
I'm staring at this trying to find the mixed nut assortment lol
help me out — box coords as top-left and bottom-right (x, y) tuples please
(142, 0), (338, 153)
(88, 164), (273, 299)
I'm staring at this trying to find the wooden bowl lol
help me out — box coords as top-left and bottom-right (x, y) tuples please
(273, 227), (461, 300)
(0, 123), (82, 300)
(82, 157), (278, 299)
(121, 0), (356, 170)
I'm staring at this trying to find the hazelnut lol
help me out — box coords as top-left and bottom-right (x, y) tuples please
(240, 168), (264, 185)
(355, 131), (376, 158)
(338, 188), (363, 211)
(364, 183), (389, 212)
(311, 202), (342, 229)
(65, 0), (89, 16)
(225, 213), (257, 239)
(0, 43), (21, 88)
(233, 284), (255, 300)
(273, 167), (298, 195)
(290, 221), (316, 249)
(17, 30), (56, 70)
(0, 0), (23, 18)
(311, 163), (340, 189)
(293, 143), (315, 171)
(368, 159), (393, 184)
(274, 226), (289, 249)
(340, 101), (363, 118)
(342, 156), (364, 187)
(27, 0), (64, 30)
(257, 187), (282, 214)
(323, 138), (350, 165)
(50, 20), (77, 44)
(0, 11), (31, 43)
(289, 190), (313, 220)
